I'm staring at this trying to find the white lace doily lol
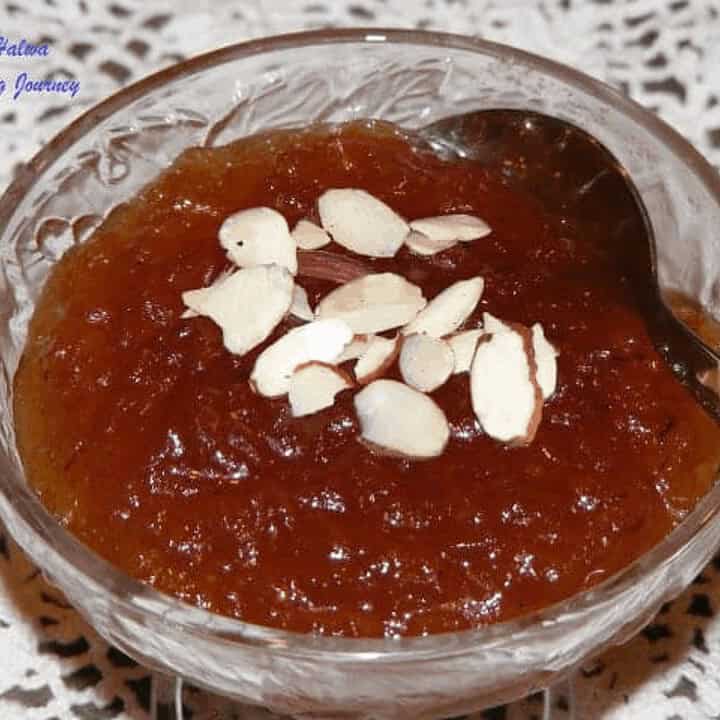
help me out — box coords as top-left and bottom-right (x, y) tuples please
(1, 1), (719, 718)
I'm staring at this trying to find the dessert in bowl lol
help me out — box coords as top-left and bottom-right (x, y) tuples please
(1, 29), (720, 719)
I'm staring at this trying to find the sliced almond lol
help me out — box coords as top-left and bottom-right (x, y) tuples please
(219, 207), (297, 275)
(409, 213), (491, 243)
(336, 334), (374, 363)
(354, 379), (450, 459)
(290, 284), (314, 322)
(315, 273), (426, 334)
(403, 277), (484, 337)
(448, 329), (485, 374)
(483, 316), (558, 399)
(182, 265), (293, 356)
(292, 219), (331, 251)
(318, 188), (409, 258)
(355, 335), (402, 384)
(470, 323), (542, 445)
(297, 250), (370, 284)
(404, 229), (458, 256)
(532, 323), (558, 400)
(250, 319), (353, 398)
(289, 362), (353, 417)
(483, 312), (508, 335)
(399, 334), (454, 392)
(181, 267), (234, 319)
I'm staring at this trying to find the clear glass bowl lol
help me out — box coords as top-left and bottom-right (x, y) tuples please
(0, 28), (719, 720)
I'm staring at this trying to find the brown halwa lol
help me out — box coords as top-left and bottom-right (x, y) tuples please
(15, 118), (720, 637)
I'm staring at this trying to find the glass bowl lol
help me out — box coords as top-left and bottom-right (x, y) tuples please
(1, 28), (720, 720)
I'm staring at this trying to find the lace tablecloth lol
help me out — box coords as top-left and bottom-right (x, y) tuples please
(1, 1), (719, 718)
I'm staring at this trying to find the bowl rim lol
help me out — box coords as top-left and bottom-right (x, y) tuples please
(2, 26), (720, 659)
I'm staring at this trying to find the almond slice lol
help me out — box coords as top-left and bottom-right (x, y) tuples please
(219, 207), (297, 275)
(355, 335), (402, 384)
(354, 379), (450, 459)
(483, 312), (507, 335)
(315, 273), (426, 334)
(290, 284), (314, 322)
(182, 265), (293, 356)
(318, 188), (409, 258)
(292, 219), (331, 251)
(297, 250), (371, 284)
(470, 323), (542, 445)
(336, 334), (374, 363)
(399, 334), (454, 392)
(181, 267), (235, 319)
(448, 329), (485, 374)
(404, 229), (458, 256)
(403, 277), (484, 337)
(289, 362), (353, 417)
(484, 316), (559, 399)
(409, 213), (491, 243)
(250, 319), (353, 398)
(532, 323), (558, 400)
